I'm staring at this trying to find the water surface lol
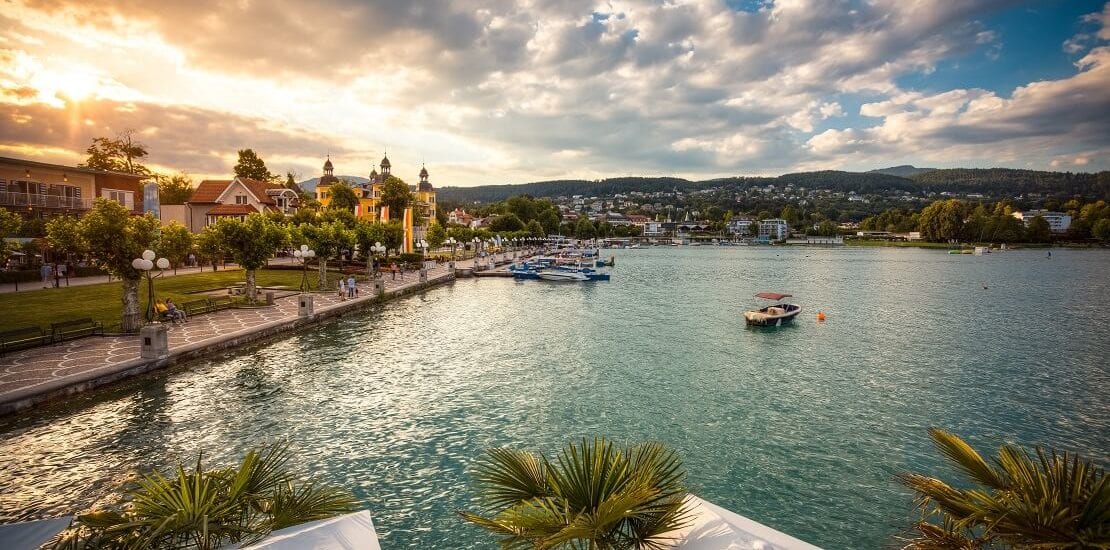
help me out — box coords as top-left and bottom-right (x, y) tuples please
(2, 247), (1108, 548)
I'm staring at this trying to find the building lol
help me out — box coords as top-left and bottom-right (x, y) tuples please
(315, 154), (436, 225)
(727, 217), (756, 236)
(0, 156), (144, 221)
(448, 208), (474, 226)
(1011, 210), (1071, 233)
(759, 218), (789, 241)
(181, 177), (299, 231)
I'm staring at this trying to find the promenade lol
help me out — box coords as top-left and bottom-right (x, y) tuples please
(0, 255), (524, 416)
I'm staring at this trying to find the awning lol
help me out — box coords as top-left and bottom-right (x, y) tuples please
(0, 516), (73, 550)
(755, 292), (792, 300)
(238, 510), (380, 549)
(668, 496), (822, 549)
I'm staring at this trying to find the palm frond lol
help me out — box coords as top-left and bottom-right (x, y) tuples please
(472, 447), (553, 510)
(904, 428), (1109, 550)
(927, 428), (1006, 489)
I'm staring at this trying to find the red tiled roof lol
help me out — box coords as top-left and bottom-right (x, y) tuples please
(239, 177), (278, 205)
(190, 180), (232, 203)
(207, 203), (259, 216)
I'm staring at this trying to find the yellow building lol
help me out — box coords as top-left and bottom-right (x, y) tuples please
(314, 154), (436, 225)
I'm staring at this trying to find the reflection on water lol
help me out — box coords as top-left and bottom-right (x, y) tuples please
(1, 247), (1108, 548)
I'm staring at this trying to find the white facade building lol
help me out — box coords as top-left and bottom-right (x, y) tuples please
(1011, 210), (1071, 233)
(727, 217), (756, 236)
(759, 218), (789, 241)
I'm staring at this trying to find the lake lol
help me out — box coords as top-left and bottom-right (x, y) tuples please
(1, 246), (1108, 548)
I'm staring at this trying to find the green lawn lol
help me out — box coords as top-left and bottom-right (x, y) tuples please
(0, 267), (361, 332)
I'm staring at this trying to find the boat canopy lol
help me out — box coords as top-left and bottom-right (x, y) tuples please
(755, 292), (792, 301)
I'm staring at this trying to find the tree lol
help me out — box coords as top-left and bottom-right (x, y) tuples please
(379, 175), (413, 220)
(381, 221), (405, 254)
(234, 149), (276, 182)
(45, 215), (86, 263)
(1025, 216), (1052, 243)
(80, 129), (152, 176)
(816, 220), (838, 236)
(284, 172), (304, 196)
(0, 208), (23, 260)
(426, 222), (447, 250)
(157, 173), (194, 205)
(214, 214), (287, 303)
(77, 198), (161, 331)
(327, 181), (360, 213)
(537, 208), (560, 235)
(298, 221), (355, 290)
(1094, 218), (1110, 242)
(526, 219), (545, 238)
(575, 218), (596, 240)
(900, 428), (1108, 549)
(489, 213), (525, 232)
(158, 222), (193, 275)
(54, 444), (356, 549)
(196, 225), (227, 272)
(460, 438), (691, 549)
(918, 199), (965, 242)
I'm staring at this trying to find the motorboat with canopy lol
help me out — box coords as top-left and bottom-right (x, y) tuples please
(743, 292), (801, 326)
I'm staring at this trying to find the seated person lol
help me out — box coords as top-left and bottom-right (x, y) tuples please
(155, 300), (170, 319)
(165, 299), (187, 322)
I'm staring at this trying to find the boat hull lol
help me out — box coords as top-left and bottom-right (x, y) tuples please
(743, 303), (802, 326)
(537, 271), (589, 282)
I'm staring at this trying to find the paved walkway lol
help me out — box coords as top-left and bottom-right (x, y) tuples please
(0, 251), (534, 414)
(0, 263), (462, 409)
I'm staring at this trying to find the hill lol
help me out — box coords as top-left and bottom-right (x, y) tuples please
(869, 165), (936, 177)
(910, 168), (1109, 197)
(436, 168), (1108, 203)
(296, 176), (370, 195)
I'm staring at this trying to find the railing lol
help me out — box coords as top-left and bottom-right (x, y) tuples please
(0, 192), (93, 210)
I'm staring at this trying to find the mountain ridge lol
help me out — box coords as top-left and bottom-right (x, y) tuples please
(434, 168), (1108, 203)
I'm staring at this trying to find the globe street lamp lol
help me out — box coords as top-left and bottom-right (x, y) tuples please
(371, 242), (387, 278)
(293, 244), (315, 293)
(132, 249), (169, 323)
(445, 237), (457, 263)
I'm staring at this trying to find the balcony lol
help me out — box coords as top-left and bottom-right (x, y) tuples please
(1, 191), (94, 210)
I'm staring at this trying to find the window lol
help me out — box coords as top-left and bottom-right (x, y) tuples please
(235, 195), (248, 204)
(102, 189), (133, 208)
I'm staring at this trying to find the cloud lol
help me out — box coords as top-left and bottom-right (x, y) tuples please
(809, 46), (1110, 168)
(0, 95), (353, 177)
(1, 0), (1106, 184)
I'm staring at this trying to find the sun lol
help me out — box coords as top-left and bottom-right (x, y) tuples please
(28, 65), (102, 104)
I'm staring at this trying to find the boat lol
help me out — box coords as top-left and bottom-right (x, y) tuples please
(537, 270), (589, 282)
(743, 292), (802, 326)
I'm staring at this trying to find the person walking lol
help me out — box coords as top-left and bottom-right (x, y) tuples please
(337, 278), (347, 300)
(346, 275), (357, 298)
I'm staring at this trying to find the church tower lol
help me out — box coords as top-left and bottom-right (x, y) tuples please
(380, 153), (391, 177)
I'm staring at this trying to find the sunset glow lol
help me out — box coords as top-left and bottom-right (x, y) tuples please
(0, 0), (1107, 185)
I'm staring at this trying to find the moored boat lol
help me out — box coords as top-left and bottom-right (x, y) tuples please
(743, 292), (802, 326)
(537, 270), (589, 282)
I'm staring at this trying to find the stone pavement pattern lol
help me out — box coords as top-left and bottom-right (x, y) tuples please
(0, 262), (469, 402)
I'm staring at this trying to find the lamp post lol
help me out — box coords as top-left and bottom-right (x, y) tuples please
(293, 244), (315, 293)
(132, 249), (169, 323)
(371, 242), (386, 278)
(446, 237), (457, 262)
(472, 237), (480, 268)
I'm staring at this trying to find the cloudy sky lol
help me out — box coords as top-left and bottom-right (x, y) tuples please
(1, 0), (1107, 187)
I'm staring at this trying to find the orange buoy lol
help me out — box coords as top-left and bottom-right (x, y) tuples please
(817, 312), (826, 321)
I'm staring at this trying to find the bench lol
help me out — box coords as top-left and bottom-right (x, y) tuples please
(0, 326), (49, 353)
(50, 318), (104, 342)
(181, 299), (210, 316)
(208, 296), (234, 311)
